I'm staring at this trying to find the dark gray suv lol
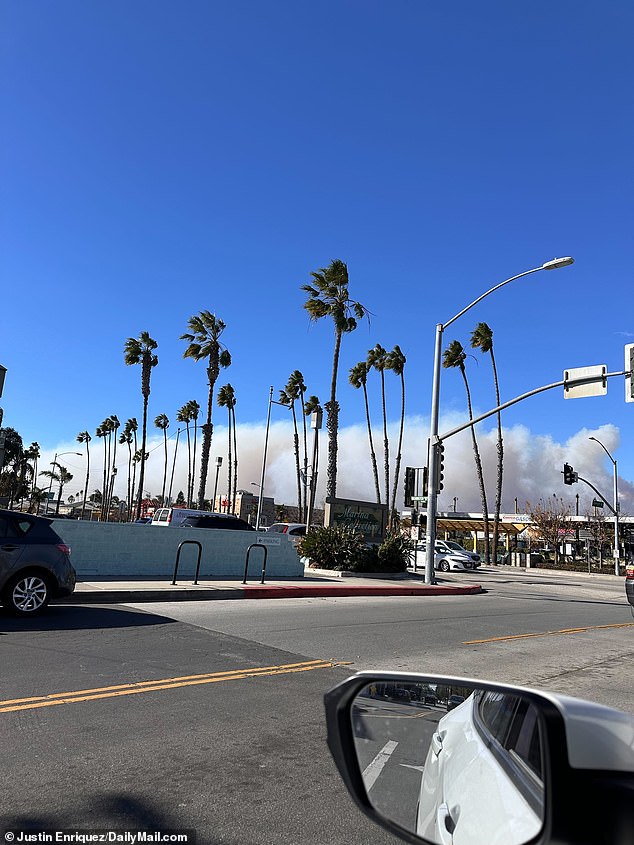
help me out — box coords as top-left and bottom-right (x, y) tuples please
(0, 510), (76, 615)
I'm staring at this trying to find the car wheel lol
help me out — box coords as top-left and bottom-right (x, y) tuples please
(439, 560), (450, 573)
(1, 571), (52, 616)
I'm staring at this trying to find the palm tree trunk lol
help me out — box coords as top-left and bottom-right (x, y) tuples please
(380, 370), (389, 511)
(226, 409), (232, 513)
(460, 366), (490, 564)
(168, 428), (180, 505)
(291, 402), (302, 518)
(197, 363), (216, 508)
(136, 397), (149, 519)
(325, 330), (343, 499)
(191, 421), (198, 508)
(390, 372), (406, 520)
(362, 382), (381, 504)
(490, 348), (503, 565)
(185, 422), (192, 508)
(126, 441), (132, 520)
(161, 429), (168, 503)
(231, 405), (238, 512)
(81, 445), (90, 520)
(299, 389), (308, 522)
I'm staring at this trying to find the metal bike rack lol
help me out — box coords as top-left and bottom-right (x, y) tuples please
(243, 543), (268, 585)
(172, 540), (203, 585)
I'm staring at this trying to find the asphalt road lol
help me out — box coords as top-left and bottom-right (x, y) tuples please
(1, 568), (632, 844)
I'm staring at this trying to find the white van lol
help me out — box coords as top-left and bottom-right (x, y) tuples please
(151, 507), (215, 527)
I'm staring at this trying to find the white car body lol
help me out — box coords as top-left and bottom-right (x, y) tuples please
(414, 544), (479, 572)
(416, 693), (543, 845)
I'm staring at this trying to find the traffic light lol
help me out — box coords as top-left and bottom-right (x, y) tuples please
(563, 463), (578, 485)
(434, 441), (445, 492)
(404, 467), (416, 507)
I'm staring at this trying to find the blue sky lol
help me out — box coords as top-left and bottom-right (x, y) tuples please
(2, 1), (633, 510)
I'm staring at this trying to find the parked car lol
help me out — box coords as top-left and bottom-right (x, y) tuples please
(437, 539), (481, 564)
(267, 523), (306, 536)
(180, 514), (255, 531)
(151, 507), (215, 527)
(415, 541), (480, 572)
(626, 562), (634, 616)
(447, 693), (466, 710)
(0, 509), (76, 615)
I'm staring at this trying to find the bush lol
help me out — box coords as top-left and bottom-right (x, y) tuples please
(296, 525), (365, 570)
(297, 527), (413, 573)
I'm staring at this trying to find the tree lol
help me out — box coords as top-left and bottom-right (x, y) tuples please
(218, 384), (237, 512)
(288, 370), (309, 520)
(176, 403), (195, 507)
(303, 395), (322, 521)
(154, 414), (170, 505)
(279, 382), (303, 519)
(349, 361), (381, 504)
(471, 322), (503, 564)
(123, 331), (158, 518)
(0, 429), (26, 507)
(119, 421), (134, 520)
(40, 465), (73, 514)
(526, 497), (573, 565)
(443, 340), (490, 564)
(175, 490), (186, 507)
(76, 431), (92, 520)
(367, 344), (390, 508)
(302, 259), (369, 500)
(181, 312), (231, 508)
(187, 400), (200, 507)
(387, 345), (407, 522)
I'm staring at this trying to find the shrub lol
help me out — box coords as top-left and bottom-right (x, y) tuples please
(297, 526), (414, 573)
(296, 525), (365, 570)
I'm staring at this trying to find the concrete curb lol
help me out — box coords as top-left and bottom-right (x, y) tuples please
(58, 582), (483, 604)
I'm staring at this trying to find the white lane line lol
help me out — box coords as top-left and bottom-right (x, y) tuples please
(362, 740), (399, 791)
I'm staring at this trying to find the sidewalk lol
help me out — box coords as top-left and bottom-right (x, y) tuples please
(57, 572), (484, 604)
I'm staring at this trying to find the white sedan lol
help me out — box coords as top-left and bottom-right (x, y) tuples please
(416, 691), (544, 845)
(413, 545), (479, 572)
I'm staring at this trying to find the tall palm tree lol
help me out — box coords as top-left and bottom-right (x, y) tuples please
(387, 345), (407, 522)
(279, 382), (302, 518)
(128, 418), (139, 516)
(95, 423), (108, 519)
(119, 422), (134, 521)
(76, 431), (92, 520)
(181, 312), (232, 508)
(349, 361), (381, 504)
(176, 404), (194, 507)
(302, 259), (369, 499)
(123, 331), (158, 519)
(443, 340), (490, 564)
(367, 343), (390, 508)
(154, 414), (170, 505)
(471, 322), (502, 564)
(217, 384), (237, 512)
(288, 370), (309, 519)
(303, 395), (322, 521)
(187, 399), (200, 507)
(168, 427), (181, 506)
(27, 442), (40, 505)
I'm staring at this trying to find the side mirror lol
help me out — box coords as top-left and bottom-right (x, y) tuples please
(325, 672), (634, 845)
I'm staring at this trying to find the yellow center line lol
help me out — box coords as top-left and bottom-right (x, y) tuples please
(0, 659), (335, 714)
(464, 621), (634, 645)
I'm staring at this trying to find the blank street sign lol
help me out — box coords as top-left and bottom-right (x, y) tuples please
(563, 365), (607, 399)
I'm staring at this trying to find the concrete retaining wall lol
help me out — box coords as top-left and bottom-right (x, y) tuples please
(50, 520), (304, 579)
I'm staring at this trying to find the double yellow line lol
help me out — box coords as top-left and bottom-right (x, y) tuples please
(0, 659), (335, 714)
(464, 621), (634, 645)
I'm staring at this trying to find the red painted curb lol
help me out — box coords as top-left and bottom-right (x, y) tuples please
(242, 584), (482, 599)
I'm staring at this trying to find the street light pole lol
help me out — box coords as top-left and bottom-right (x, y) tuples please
(213, 456), (223, 511)
(423, 257), (574, 584)
(589, 436), (620, 575)
(44, 451), (82, 515)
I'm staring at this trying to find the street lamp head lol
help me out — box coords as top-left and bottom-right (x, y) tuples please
(542, 257), (574, 270)
(215, 456), (223, 467)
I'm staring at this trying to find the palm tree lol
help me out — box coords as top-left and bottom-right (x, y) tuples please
(181, 312), (232, 508)
(27, 442), (40, 506)
(120, 419), (136, 520)
(217, 384), (237, 512)
(187, 400), (200, 507)
(40, 465), (73, 515)
(154, 414), (170, 504)
(279, 382), (302, 518)
(176, 403), (194, 507)
(123, 331), (158, 519)
(168, 427), (181, 506)
(367, 343), (390, 508)
(288, 370), (309, 519)
(29, 486), (48, 514)
(471, 322), (502, 565)
(304, 394), (322, 523)
(387, 345), (407, 522)
(76, 431), (92, 520)
(96, 423), (108, 518)
(443, 340), (490, 564)
(302, 259), (369, 499)
(349, 361), (381, 504)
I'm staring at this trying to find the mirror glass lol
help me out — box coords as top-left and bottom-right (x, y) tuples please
(350, 680), (546, 845)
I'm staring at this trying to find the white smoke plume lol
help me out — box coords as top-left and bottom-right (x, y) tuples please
(41, 418), (633, 516)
